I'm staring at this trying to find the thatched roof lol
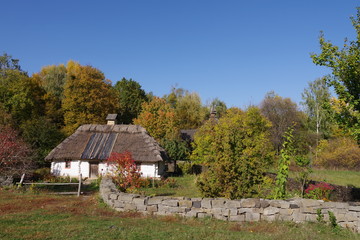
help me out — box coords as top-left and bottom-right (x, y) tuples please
(180, 129), (197, 142)
(45, 124), (168, 163)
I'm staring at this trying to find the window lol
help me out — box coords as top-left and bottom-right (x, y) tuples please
(65, 161), (71, 169)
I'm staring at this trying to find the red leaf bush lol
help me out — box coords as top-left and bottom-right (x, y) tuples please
(106, 151), (142, 192)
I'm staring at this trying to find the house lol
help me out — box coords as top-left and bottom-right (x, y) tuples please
(46, 115), (169, 178)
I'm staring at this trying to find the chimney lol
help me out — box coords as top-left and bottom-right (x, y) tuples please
(106, 114), (118, 125)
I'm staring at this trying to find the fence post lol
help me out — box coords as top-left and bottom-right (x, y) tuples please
(17, 173), (25, 189)
(77, 174), (82, 197)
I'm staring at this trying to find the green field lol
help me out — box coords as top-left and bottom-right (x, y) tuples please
(1, 190), (359, 240)
(139, 169), (360, 198)
(310, 169), (360, 188)
(139, 174), (201, 197)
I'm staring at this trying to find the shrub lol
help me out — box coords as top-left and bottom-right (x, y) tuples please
(194, 107), (274, 199)
(107, 151), (142, 192)
(305, 182), (334, 200)
(315, 137), (360, 170)
(177, 161), (194, 175)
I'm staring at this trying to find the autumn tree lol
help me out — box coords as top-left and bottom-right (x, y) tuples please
(134, 97), (178, 141)
(194, 107), (274, 199)
(260, 92), (309, 154)
(113, 78), (148, 124)
(311, 8), (360, 141)
(62, 61), (118, 135)
(0, 126), (34, 177)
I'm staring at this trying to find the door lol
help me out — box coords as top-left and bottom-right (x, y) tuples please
(90, 164), (99, 178)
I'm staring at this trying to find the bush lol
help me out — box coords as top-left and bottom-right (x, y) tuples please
(32, 168), (51, 181)
(315, 137), (360, 170)
(107, 151), (142, 192)
(177, 161), (195, 175)
(305, 182), (334, 200)
(194, 107), (274, 199)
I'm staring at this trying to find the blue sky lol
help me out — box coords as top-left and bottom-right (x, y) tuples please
(1, 1), (359, 108)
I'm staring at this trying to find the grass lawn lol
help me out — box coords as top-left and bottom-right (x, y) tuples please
(1, 189), (359, 240)
(309, 169), (360, 188)
(139, 169), (360, 198)
(139, 174), (202, 197)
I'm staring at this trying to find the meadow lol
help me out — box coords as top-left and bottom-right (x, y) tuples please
(1, 189), (359, 240)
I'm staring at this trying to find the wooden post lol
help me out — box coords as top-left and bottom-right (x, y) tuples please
(17, 173), (25, 188)
(77, 174), (82, 197)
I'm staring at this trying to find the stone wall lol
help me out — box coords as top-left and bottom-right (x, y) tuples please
(100, 177), (360, 232)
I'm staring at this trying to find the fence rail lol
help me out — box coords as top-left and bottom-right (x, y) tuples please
(17, 174), (83, 197)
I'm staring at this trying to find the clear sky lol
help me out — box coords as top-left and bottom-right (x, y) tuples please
(1, 1), (359, 108)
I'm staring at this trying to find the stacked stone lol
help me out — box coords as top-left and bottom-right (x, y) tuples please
(100, 178), (360, 232)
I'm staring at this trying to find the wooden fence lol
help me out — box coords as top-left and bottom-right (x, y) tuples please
(17, 174), (83, 197)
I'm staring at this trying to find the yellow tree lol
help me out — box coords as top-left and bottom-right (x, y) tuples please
(133, 97), (178, 141)
(62, 61), (118, 135)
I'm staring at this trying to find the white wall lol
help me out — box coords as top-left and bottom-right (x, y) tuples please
(51, 161), (163, 178)
(51, 161), (90, 178)
(140, 163), (161, 178)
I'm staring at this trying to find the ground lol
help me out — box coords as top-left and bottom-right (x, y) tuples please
(1, 189), (360, 240)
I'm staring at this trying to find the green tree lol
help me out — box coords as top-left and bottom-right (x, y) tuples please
(301, 78), (334, 138)
(113, 78), (148, 124)
(311, 8), (360, 141)
(209, 98), (227, 119)
(20, 117), (65, 167)
(0, 54), (46, 125)
(274, 126), (295, 199)
(194, 107), (274, 199)
(175, 92), (207, 129)
(32, 64), (67, 126)
(62, 61), (118, 135)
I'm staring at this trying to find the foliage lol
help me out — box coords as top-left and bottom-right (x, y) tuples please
(305, 182), (334, 200)
(113, 78), (148, 124)
(0, 67), (46, 125)
(134, 97), (179, 141)
(328, 211), (339, 229)
(209, 98), (227, 118)
(62, 61), (118, 135)
(20, 117), (65, 167)
(274, 127), (295, 199)
(311, 8), (360, 141)
(32, 64), (67, 126)
(175, 92), (207, 129)
(315, 137), (360, 170)
(0, 126), (34, 177)
(195, 107), (274, 199)
(34, 64), (67, 100)
(107, 151), (142, 192)
(301, 77), (334, 138)
(161, 138), (190, 160)
(177, 161), (196, 175)
(190, 117), (217, 164)
(316, 209), (325, 223)
(0, 53), (21, 72)
(260, 91), (307, 153)
(293, 155), (313, 197)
